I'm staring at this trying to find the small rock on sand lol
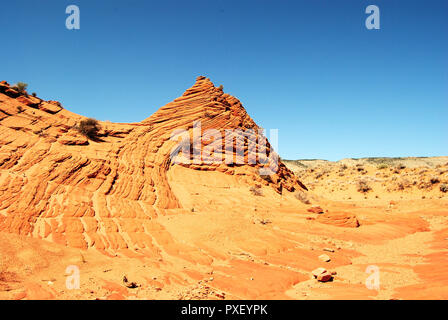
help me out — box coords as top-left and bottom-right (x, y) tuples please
(312, 267), (333, 282)
(318, 254), (331, 262)
(317, 272), (333, 282)
(312, 267), (327, 278)
(307, 206), (324, 214)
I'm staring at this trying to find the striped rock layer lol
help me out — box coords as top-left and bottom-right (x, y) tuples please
(0, 77), (305, 254)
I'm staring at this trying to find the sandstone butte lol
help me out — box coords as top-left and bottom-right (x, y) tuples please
(0, 76), (303, 249)
(0, 77), (447, 300)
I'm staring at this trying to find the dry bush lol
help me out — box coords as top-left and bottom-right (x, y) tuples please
(250, 186), (263, 196)
(377, 163), (388, 170)
(440, 184), (448, 193)
(295, 191), (311, 204)
(12, 82), (28, 93)
(430, 176), (440, 184)
(357, 180), (371, 193)
(76, 118), (100, 139)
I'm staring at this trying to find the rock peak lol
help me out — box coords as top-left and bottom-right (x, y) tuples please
(0, 77), (306, 254)
(195, 75), (214, 85)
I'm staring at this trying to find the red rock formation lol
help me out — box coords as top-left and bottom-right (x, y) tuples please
(0, 77), (306, 253)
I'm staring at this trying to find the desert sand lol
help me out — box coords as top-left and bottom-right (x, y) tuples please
(0, 77), (447, 300)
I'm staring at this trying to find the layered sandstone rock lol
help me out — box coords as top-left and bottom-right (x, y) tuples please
(0, 77), (305, 253)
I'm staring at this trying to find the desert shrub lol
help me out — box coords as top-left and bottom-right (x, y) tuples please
(32, 92), (37, 97)
(76, 118), (100, 139)
(218, 85), (224, 91)
(249, 186), (263, 196)
(16, 106), (24, 113)
(12, 82), (28, 93)
(430, 176), (440, 184)
(377, 164), (388, 170)
(357, 180), (371, 193)
(440, 184), (448, 193)
(295, 191), (311, 204)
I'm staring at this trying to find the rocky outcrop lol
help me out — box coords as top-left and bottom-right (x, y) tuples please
(0, 77), (306, 254)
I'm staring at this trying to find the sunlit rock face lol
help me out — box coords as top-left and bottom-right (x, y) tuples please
(0, 77), (304, 254)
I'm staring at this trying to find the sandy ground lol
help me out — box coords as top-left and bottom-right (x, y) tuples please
(1, 80), (447, 300)
(1, 158), (447, 300)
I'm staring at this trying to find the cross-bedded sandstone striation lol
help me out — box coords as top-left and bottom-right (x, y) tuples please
(0, 77), (305, 253)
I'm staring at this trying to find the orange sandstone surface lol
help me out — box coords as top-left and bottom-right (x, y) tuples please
(0, 78), (447, 300)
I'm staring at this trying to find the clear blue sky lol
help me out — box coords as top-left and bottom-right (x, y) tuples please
(1, 0), (447, 160)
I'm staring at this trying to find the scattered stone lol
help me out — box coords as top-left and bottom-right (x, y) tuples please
(307, 206), (324, 214)
(323, 248), (335, 252)
(215, 292), (225, 299)
(312, 267), (327, 278)
(125, 281), (139, 289)
(317, 271), (333, 282)
(318, 254), (331, 262)
(311, 267), (333, 282)
(123, 275), (139, 289)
